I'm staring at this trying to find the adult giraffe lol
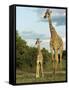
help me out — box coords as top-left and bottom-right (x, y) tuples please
(43, 9), (63, 73)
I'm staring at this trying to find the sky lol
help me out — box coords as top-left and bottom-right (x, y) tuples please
(16, 6), (66, 51)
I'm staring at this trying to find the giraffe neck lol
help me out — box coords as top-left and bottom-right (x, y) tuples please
(37, 45), (41, 55)
(48, 16), (56, 38)
(48, 16), (53, 30)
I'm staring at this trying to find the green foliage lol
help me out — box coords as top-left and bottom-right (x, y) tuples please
(16, 31), (66, 72)
(42, 48), (51, 63)
(16, 31), (37, 70)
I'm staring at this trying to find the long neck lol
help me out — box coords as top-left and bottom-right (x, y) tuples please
(48, 16), (52, 31)
(48, 16), (56, 38)
(37, 45), (41, 54)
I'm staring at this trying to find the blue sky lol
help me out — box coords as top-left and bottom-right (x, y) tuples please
(16, 6), (66, 51)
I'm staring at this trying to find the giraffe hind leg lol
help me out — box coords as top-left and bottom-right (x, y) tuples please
(59, 49), (63, 69)
(40, 62), (44, 78)
(36, 61), (40, 78)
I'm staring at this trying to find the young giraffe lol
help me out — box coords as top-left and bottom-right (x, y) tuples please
(43, 9), (63, 73)
(35, 38), (44, 78)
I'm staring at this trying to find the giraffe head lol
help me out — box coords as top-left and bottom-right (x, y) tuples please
(35, 38), (41, 48)
(44, 9), (52, 19)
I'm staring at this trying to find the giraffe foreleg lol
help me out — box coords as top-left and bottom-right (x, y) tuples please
(52, 49), (54, 62)
(50, 47), (55, 72)
(41, 62), (44, 78)
(60, 44), (63, 63)
(50, 40), (54, 62)
(59, 39), (63, 65)
(54, 49), (58, 73)
(36, 61), (40, 78)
